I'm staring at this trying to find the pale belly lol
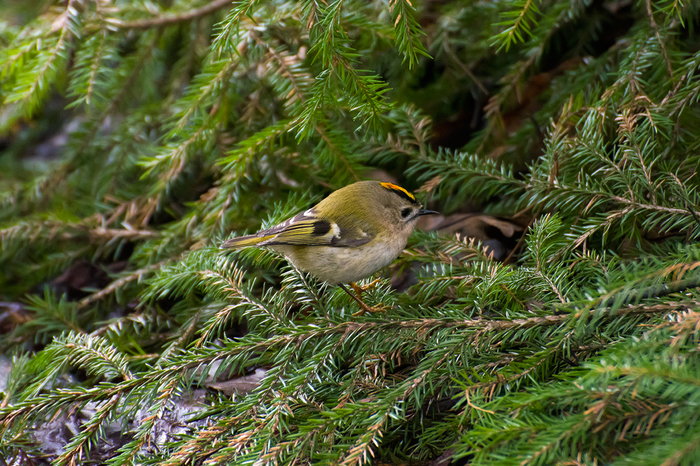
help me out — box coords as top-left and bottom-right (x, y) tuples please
(272, 239), (406, 284)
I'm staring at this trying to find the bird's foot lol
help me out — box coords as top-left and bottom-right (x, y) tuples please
(349, 280), (385, 316)
(352, 302), (387, 317)
(350, 279), (382, 296)
(338, 282), (387, 316)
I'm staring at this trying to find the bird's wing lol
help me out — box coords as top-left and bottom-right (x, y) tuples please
(222, 209), (374, 249)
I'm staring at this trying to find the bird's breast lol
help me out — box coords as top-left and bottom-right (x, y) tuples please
(271, 235), (407, 284)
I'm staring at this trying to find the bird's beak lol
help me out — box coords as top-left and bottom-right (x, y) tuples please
(418, 209), (439, 216)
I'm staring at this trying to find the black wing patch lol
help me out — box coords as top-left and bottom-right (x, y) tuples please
(312, 220), (332, 236)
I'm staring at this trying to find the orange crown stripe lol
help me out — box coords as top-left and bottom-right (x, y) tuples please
(380, 182), (416, 201)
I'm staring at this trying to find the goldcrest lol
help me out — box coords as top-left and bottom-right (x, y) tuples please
(222, 181), (437, 310)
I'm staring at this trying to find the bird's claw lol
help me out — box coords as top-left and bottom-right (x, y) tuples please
(350, 279), (382, 296)
(352, 303), (388, 317)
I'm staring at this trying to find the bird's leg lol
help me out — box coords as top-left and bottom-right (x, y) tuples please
(338, 283), (385, 316)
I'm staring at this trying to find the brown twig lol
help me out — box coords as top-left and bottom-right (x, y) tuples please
(503, 209), (541, 265)
(442, 36), (488, 94)
(645, 0), (674, 80)
(107, 0), (233, 31)
(78, 260), (169, 309)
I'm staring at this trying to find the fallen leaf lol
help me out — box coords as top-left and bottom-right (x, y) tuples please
(206, 368), (268, 396)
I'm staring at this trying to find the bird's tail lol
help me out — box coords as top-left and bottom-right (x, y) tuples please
(221, 234), (269, 249)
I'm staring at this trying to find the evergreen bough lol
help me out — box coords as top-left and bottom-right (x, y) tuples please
(1, 0), (700, 464)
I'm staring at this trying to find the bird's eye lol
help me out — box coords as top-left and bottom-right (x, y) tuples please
(401, 208), (412, 218)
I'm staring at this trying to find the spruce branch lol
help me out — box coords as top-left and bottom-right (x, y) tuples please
(3, 0), (700, 463)
(492, 0), (541, 51)
(2, 0), (82, 131)
(644, 0), (674, 79)
(78, 260), (170, 309)
(388, 0), (430, 69)
(104, 0), (233, 31)
(55, 393), (121, 466)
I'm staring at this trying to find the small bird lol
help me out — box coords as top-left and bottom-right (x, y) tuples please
(221, 180), (438, 313)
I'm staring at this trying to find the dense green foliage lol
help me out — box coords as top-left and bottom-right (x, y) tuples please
(2, 0), (700, 464)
